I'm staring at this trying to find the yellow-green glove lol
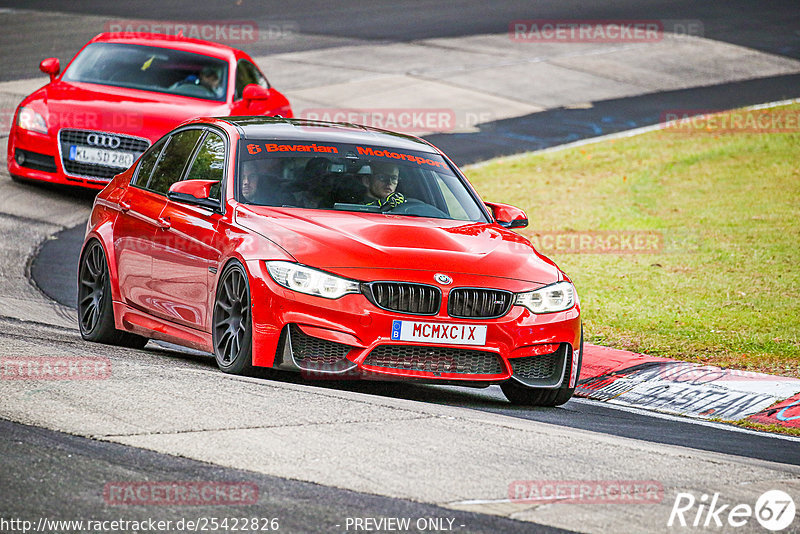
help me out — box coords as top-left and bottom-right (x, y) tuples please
(367, 192), (405, 208)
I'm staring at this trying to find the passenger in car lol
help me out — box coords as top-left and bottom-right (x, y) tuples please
(240, 159), (286, 205)
(288, 157), (331, 208)
(329, 174), (368, 207)
(240, 165), (262, 203)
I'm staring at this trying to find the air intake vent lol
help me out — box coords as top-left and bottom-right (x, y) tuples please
(364, 282), (441, 315)
(447, 288), (513, 318)
(15, 149), (57, 173)
(510, 350), (561, 381)
(364, 345), (503, 375)
(289, 325), (353, 365)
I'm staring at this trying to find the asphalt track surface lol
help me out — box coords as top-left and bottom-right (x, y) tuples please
(1, 418), (566, 534)
(2, 1), (800, 532)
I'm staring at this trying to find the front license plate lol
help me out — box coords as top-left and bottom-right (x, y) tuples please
(391, 320), (487, 346)
(69, 145), (135, 169)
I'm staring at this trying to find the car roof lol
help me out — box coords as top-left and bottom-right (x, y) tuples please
(89, 32), (239, 61)
(218, 116), (440, 153)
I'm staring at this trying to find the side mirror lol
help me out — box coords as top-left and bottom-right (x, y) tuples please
(39, 58), (60, 81)
(242, 84), (271, 104)
(485, 201), (528, 229)
(167, 179), (220, 210)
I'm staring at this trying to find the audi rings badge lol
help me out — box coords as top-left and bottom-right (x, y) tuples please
(87, 133), (121, 149)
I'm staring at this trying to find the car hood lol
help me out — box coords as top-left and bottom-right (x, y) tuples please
(26, 80), (228, 140)
(235, 206), (561, 286)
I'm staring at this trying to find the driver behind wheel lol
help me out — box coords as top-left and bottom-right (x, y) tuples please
(197, 65), (223, 97)
(170, 65), (224, 98)
(360, 162), (406, 208)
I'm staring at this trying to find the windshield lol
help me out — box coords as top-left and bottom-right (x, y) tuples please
(236, 140), (489, 222)
(63, 42), (228, 102)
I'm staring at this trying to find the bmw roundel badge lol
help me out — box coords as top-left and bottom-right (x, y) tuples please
(434, 273), (452, 285)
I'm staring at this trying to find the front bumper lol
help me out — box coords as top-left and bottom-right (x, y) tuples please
(246, 260), (582, 387)
(7, 126), (145, 190)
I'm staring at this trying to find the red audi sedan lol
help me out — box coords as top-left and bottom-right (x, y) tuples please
(7, 32), (292, 189)
(78, 117), (582, 406)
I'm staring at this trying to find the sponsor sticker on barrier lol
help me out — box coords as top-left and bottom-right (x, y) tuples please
(577, 360), (800, 420)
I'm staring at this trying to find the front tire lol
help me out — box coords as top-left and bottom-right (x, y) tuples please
(77, 240), (148, 349)
(212, 261), (254, 375)
(501, 329), (583, 407)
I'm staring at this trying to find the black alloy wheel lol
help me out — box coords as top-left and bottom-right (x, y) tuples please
(213, 261), (254, 374)
(77, 240), (148, 348)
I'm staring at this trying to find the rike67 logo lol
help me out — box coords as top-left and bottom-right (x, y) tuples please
(668, 490), (796, 531)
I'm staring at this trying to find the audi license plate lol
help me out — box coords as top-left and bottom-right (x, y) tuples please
(69, 146), (135, 168)
(391, 320), (487, 346)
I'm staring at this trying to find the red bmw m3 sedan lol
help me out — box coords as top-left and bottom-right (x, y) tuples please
(78, 117), (582, 406)
(8, 32), (292, 189)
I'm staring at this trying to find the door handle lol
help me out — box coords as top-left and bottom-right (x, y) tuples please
(157, 216), (171, 230)
(119, 200), (131, 213)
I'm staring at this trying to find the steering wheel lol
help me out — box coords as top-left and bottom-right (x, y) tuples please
(170, 80), (216, 97)
(383, 198), (449, 218)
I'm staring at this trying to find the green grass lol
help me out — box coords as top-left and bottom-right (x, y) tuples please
(466, 103), (800, 377)
(726, 419), (800, 437)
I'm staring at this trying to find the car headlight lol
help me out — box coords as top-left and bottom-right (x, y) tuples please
(265, 261), (360, 299)
(515, 281), (576, 314)
(17, 106), (48, 134)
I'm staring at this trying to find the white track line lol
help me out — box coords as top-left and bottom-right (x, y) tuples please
(573, 397), (800, 443)
(464, 97), (800, 169)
